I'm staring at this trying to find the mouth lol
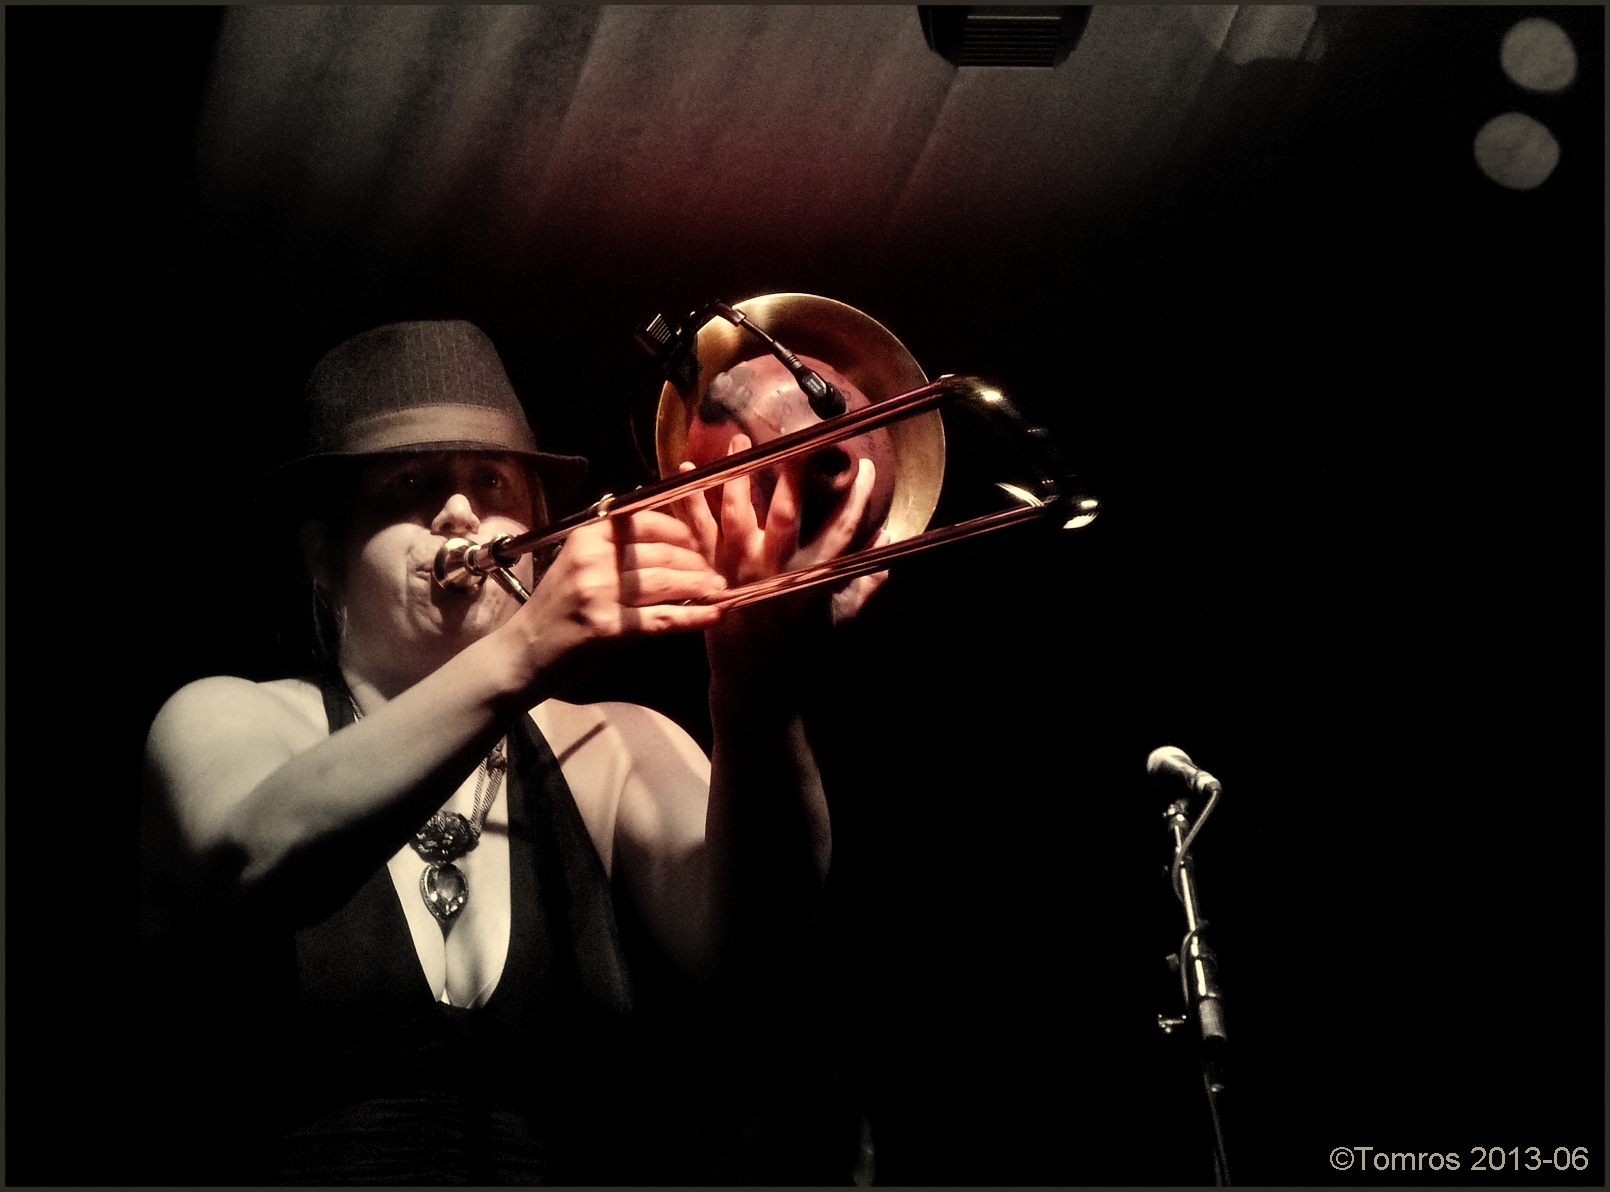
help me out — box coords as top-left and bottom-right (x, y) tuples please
(424, 535), (492, 595)
(424, 564), (486, 594)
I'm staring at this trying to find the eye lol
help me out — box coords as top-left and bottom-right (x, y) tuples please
(478, 467), (529, 511)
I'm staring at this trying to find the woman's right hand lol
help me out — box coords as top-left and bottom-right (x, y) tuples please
(497, 509), (728, 698)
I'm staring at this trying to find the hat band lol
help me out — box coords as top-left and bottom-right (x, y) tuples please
(327, 404), (542, 455)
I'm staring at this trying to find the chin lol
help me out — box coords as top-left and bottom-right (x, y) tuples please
(433, 582), (518, 636)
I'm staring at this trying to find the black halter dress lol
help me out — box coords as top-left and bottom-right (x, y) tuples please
(277, 682), (636, 1185)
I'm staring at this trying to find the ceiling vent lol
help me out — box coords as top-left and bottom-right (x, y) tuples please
(919, 6), (1091, 68)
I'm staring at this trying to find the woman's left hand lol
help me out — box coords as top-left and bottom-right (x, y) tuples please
(677, 433), (889, 682)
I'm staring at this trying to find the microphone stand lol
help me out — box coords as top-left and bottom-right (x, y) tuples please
(1161, 792), (1231, 1186)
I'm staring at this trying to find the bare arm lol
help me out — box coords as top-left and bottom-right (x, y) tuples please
(702, 672), (832, 979)
(145, 641), (525, 921)
(144, 513), (725, 924)
(610, 441), (881, 983)
(598, 690), (829, 988)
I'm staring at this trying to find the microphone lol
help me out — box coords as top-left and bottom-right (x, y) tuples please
(713, 301), (847, 419)
(638, 300), (850, 418)
(788, 363), (849, 420)
(1149, 742), (1233, 1182)
(1147, 745), (1222, 798)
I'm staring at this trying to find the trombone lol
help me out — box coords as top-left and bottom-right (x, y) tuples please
(434, 295), (1100, 610)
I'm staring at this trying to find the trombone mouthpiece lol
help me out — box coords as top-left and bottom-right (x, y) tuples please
(433, 537), (484, 590)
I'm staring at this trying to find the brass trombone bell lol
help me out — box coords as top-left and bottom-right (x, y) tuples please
(654, 293), (946, 548)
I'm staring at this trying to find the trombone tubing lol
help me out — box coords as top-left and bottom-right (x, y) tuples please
(462, 376), (962, 574)
(703, 499), (1048, 609)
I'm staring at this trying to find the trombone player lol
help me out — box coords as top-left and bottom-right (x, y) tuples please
(141, 310), (899, 1183)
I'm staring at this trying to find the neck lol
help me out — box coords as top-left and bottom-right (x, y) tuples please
(336, 640), (453, 711)
(339, 663), (389, 717)
(333, 588), (516, 710)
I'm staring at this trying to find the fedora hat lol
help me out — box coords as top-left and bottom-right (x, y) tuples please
(265, 320), (587, 509)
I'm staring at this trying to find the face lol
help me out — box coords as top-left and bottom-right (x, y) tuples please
(326, 451), (538, 687)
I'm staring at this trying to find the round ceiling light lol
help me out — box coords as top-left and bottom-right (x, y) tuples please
(1499, 18), (1577, 93)
(1473, 112), (1560, 190)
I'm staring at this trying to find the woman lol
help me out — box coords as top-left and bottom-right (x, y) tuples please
(142, 320), (882, 1182)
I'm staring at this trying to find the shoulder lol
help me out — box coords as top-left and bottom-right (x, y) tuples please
(529, 702), (714, 975)
(554, 701), (710, 849)
(530, 698), (708, 778)
(148, 675), (327, 758)
(530, 699), (709, 866)
(144, 676), (331, 857)
(145, 677), (330, 845)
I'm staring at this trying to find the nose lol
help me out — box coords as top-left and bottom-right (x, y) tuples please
(431, 492), (481, 538)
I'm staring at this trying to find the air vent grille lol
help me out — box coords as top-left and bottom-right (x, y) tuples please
(955, 15), (1063, 66)
(919, 6), (1091, 69)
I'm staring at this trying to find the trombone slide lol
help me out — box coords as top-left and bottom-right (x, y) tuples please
(433, 375), (1098, 607)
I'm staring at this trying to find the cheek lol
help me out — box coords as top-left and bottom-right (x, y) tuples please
(481, 508), (533, 538)
(344, 530), (420, 606)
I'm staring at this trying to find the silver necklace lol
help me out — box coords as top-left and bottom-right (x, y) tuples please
(409, 739), (506, 927)
(347, 692), (506, 928)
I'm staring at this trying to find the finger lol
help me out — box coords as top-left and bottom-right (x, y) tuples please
(621, 603), (724, 634)
(667, 465), (697, 539)
(615, 539), (721, 576)
(678, 461), (720, 561)
(612, 508), (703, 551)
(719, 434), (759, 546)
(855, 569), (890, 601)
(830, 567), (889, 625)
(800, 457), (876, 565)
(761, 460), (802, 576)
(830, 530), (890, 602)
(620, 567), (728, 606)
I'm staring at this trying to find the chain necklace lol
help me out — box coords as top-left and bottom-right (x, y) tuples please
(410, 738), (506, 927)
(347, 692), (506, 929)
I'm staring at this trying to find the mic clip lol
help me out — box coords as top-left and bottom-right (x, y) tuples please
(633, 311), (702, 390)
(633, 300), (849, 419)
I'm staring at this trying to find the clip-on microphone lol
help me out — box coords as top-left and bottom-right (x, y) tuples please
(634, 301), (848, 419)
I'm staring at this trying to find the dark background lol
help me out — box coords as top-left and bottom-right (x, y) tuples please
(7, 5), (1603, 1186)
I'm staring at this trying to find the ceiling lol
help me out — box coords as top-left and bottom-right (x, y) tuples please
(161, 2), (1398, 499)
(194, 5), (1328, 295)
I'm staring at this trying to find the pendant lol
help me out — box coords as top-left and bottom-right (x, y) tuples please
(413, 810), (478, 862)
(420, 861), (469, 924)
